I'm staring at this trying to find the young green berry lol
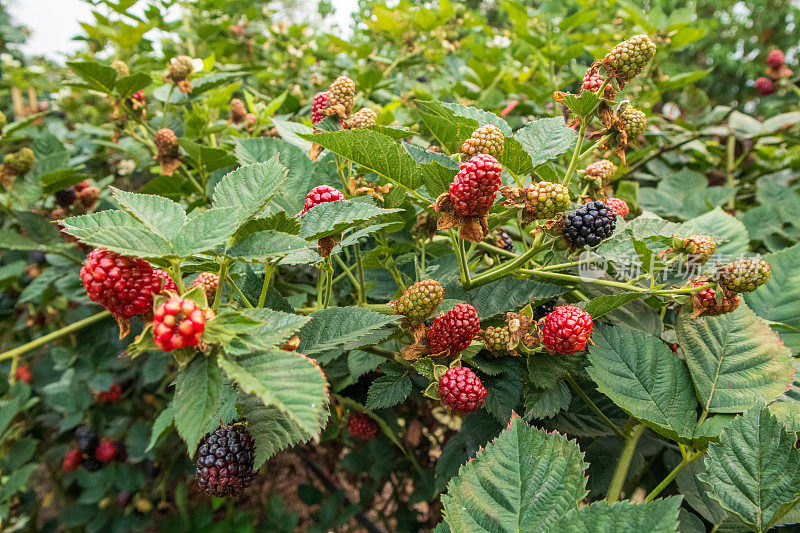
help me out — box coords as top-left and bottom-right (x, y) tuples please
(154, 128), (179, 158)
(461, 124), (504, 158)
(392, 279), (444, 325)
(4, 148), (35, 175)
(483, 326), (510, 353)
(526, 181), (571, 220)
(0, 110), (7, 131)
(620, 107), (647, 139)
(167, 55), (194, 82)
(585, 160), (618, 184)
(343, 108), (377, 129)
(327, 75), (356, 117)
(680, 235), (717, 265)
(604, 34), (657, 80)
(716, 258), (771, 293)
(111, 60), (129, 77)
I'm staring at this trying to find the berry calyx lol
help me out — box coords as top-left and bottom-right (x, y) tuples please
(311, 91), (330, 126)
(302, 184), (345, 214)
(540, 306), (593, 354)
(192, 272), (220, 302)
(95, 439), (118, 463)
(620, 107), (647, 139)
(15, 363), (32, 384)
(347, 413), (379, 440)
(716, 258), (771, 293)
(343, 108), (377, 129)
(438, 366), (487, 413)
(392, 279), (444, 325)
(461, 124), (505, 158)
(196, 425), (256, 497)
(585, 160), (618, 184)
(690, 277), (740, 316)
(80, 248), (161, 318)
(98, 383), (122, 403)
(62, 449), (82, 472)
(483, 326), (510, 354)
(605, 197), (629, 218)
(755, 77), (775, 96)
(230, 98), (247, 124)
(426, 303), (481, 355)
(154, 269), (178, 292)
(604, 34), (657, 80)
(766, 49), (785, 70)
(526, 181), (571, 220)
(152, 297), (206, 351)
(563, 201), (617, 248)
(449, 154), (503, 217)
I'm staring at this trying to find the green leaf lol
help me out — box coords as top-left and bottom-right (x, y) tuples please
(701, 404), (800, 532)
(558, 91), (602, 118)
(639, 170), (735, 220)
(212, 158), (289, 226)
(442, 417), (588, 532)
(587, 325), (698, 442)
(218, 350), (328, 436)
(66, 60), (117, 93)
(114, 72), (152, 98)
(675, 460), (728, 527)
(745, 242), (800, 352)
(546, 498), (682, 533)
(365, 368), (412, 410)
(524, 381), (571, 420)
(676, 305), (793, 413)
(202, 310), (265, 346)
(768, 402), (800, 433)
(172, 207), (242, 257)
(237, 394), (316, 470)
(513, 117), (579, 168)
(227, 231), (310, 262)
(297, 306), (399, 355)
(60, 211), (173, 258)
(445, 278), (566, 320)
(146, 403), (175, 452)
(111, 187), (186, 241)
(0, 464), (37, 502)
(225, 308), (311, 353)
(584, 292), (644, 319)
(299, 199), (402, 241)
(483, 359), (524, 423)
(173, 355), (222, 456)
(681, 207), (749, 259)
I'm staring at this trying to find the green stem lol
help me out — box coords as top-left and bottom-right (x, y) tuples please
(562, 119), (589, 187)
(518, 269), (713, 295)
(449, 230), (471, 287)
(170, 260), (186, 293)
(257, 263), (274, 308)
(726, 135), (736, 210)
(0, 311), (111, 362)
(644, 450), (705, 502)
(475, 240), (517, 259)
(463, 233), (546, 289)
(354, 243), (366, 305)
(565, 375), (626, 439)
(606, 424), (646, 502)
(333, 254), (361, 302)
(578, 133), (612, 162)
(226, 273), (253, 308)
(212, 261), (229, 313)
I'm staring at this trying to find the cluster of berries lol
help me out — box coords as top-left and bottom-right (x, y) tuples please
(689, 257), (771, 317)
(62, 427), (127, 473)
(229, 98), (256, 128)
(756, 49), (793, 96)
(310, 75), (376, 130)
(50, 180), (100, 221)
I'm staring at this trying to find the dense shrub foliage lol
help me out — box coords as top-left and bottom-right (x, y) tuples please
(1, 1), (799, 531)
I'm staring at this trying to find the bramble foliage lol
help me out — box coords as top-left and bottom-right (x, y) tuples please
(1, 0), (799, 531)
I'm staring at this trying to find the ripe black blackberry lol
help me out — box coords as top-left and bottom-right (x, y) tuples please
(54, 188), (77, 208)
(75, 426), (99, 453)
(496, 232), (514, 252)
(83, 457), (103, 472)
(196, 425), (256, 497)
(563, 201), (617, 248)
(532, 299), (557, 320)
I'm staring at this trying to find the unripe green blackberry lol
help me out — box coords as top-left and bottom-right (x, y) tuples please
(343, 108), (377, 129)
(604, 34), (657, 80)
(167, 55), (194, 82)
(620, 107), (647, 139)
(461, 124), (504, 158)
(326, 75), (356, 117)
(111, 60), (129, 78)
(716, 258), (771, 293)
(585, 160), (617, 183)
(526, 181), (571, 219)
(483, 326), (509, 354)
(4, 148), (35, 175)
(392, 279), (444, 325)
(679, 235), (717, 265)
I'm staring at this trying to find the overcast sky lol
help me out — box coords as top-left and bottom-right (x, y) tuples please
(6, 0), (358, 60)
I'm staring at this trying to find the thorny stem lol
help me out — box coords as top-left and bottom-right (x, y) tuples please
(518, 269), (713, 295)
(0, 310), (112, 362)
(606, 423), (646, 502)
(644, 450), (705, 502)
(565, 375), (626, 440)
(578, 133), (613, 162)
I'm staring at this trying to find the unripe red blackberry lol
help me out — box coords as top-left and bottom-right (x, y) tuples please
(679, 235), (717, 264)
(461, 124), (505, 158)
(245, 113), (256, 127)
(152, 297), (206, 351)
(563, 201), (617, 248)
(98, 383), (122, 403)
(326, 75), (356, 117)
(15, 363), (32, 384)
(392, 279), (444, 325)
(449, 154), (502, 217)
(95, 439), (118, 463)
(716, 257), (771, 293)
(230, 98), (247, 124)
(581, 70), (614, 99)
(78, 186), (100, 209)
(132, 90), (146, 103)
(526, 181), (571, 219)
(347, 413), (379, 440)
(690, 277), (740, 316)
(111, 60), (129, 77)
(80, 248), (161, 318)
(766, 49), (785, 70)
(605, 197), (629, 218)
(154, 128), (179, 158)
(483, 326), (509, 353)
(604, 34), (657, 80)
(343, 107), (377, 129)
(620, 107), (647, 139)
(196, 425), (256, 497)
(438, 366), (486, 413)
(192, 272), (220, 302)
(755, 77), (775, 96)
(4, 148), (35, 175)
(540, 306), (593, 354)
(311, 91), (329, 126)
(153, 269), (178, 292)
(427, 303), (481, 355)
(117, 490), (133, 507)
(585, 160), (618, 184)
(62, 449), (82, 472)
(302, 184), (345, 213)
